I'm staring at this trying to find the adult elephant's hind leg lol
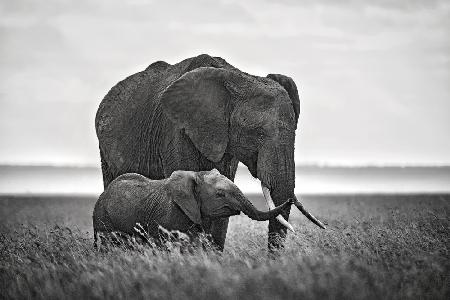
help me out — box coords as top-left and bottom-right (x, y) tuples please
(100, 149), (115, 189)
(210, 217), (229, 251)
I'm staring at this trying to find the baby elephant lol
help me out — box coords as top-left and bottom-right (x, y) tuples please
(93, 169), (293, 248)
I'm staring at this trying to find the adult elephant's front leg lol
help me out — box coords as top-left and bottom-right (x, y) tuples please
(209, 217), (229, 251)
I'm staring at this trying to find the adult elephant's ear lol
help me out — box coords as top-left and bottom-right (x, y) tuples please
(266, 74), (300, 127)
(166, 170), (202, 225)
(161, 67), (231, 162)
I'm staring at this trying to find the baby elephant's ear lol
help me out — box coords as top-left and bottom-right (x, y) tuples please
(166, 171), (202, 225)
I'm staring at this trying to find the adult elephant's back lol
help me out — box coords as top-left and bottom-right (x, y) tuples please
(95, 55), (234, 188)
(96, 63), (164, 187)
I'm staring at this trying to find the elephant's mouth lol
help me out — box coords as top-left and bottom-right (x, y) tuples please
(260, 183), (326, 230)
(209, 207), (240, 219)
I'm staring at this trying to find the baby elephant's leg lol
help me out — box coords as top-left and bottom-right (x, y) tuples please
(93, 232), (111, 252)
(94, 229), (98, 250)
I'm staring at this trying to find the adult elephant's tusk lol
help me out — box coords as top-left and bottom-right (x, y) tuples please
(261, 183), (295, 233)
(292, 195), (326, 229)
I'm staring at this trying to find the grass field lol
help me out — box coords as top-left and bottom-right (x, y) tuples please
(0, 194), (448, 299)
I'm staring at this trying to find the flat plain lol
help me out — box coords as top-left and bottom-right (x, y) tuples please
(0, 194), (448, 299)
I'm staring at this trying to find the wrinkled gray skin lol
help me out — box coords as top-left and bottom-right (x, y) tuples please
(93, 169), (293, 247)
(96, 54), (300, 251)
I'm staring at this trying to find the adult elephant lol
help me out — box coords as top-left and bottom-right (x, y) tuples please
(96, 54), (319, 251)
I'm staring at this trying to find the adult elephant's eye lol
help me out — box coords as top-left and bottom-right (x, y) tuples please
(217, 191), (226, 198)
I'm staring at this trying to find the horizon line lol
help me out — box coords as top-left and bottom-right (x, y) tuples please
(1, 162), (450, 169)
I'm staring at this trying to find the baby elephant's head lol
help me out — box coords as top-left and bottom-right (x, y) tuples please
(167, 169), (293, 230)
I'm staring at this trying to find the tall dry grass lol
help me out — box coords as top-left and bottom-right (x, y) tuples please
(0, 194), (448, 299)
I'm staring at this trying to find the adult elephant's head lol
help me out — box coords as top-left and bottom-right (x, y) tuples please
(161, 66), (321, 250)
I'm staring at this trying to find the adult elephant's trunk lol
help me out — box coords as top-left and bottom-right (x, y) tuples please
(236, 192), (294, 231)
(257, 143), (326, 252)
(262, 184), (325, 229)
(256, 142), (297, 251)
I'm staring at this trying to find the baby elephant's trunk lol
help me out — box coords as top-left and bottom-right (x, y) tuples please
(237, 193), (294, 230)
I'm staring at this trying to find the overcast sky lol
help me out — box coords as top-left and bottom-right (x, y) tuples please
(1, 0), (449, 166)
